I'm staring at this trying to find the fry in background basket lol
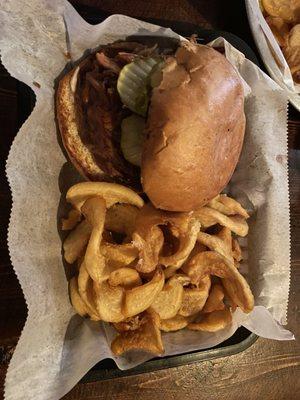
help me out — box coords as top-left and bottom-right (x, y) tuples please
(262, 0), (300, 83)
(283, 24), (300, 82)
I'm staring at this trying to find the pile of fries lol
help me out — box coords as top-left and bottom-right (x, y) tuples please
(262, 0), (300, 83)
(63, 182), (254, 356)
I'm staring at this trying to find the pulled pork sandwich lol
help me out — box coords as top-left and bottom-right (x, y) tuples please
(56, 39), (245, 212)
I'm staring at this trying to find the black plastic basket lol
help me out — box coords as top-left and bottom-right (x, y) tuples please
(17, 13), (259, 382)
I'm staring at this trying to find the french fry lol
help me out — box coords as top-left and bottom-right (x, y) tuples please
(66, 181), (144, 210)
(69, 277), (89, 317)
(124, 268), (164, 317)
(78, 262), (100, 320)
(188, 309), (232, 332)
(111, 310), (164, 356)
(160, 314), (192, 332)
(94, 280), (125, 323)
(82, 197), (108, 282)
(62, 209), (81, 230)
(151, 279), (184, 319)
(64, 181), (254, 353)
(63, 220), (91, 264)
(202, 283), (225, 313)
(194, 207), (249, 237)
(108, 267), (142, 289)
(179, 276), (211, 317)
(182, 251), (254, 313)
(208, 194), (249, 218)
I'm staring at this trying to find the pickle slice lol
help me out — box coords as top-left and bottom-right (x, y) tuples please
(150, 60), (165, 88)
(121, 115), (145, 167)
(117, 57), (160, 116)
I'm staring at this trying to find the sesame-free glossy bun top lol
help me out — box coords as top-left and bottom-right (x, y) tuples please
(141, 42), (245, 211)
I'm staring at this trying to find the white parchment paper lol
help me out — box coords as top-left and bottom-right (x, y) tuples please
(0, 1), (293, 399)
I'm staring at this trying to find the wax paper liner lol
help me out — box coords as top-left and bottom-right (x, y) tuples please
(0, 1), (293, 399)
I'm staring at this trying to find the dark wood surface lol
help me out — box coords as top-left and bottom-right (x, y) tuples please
(0, 1), (299, 399)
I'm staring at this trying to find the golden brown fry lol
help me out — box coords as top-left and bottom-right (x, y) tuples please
(160, 219), (200, 271)
(202, 284), (225, 313)
(111, 310), (164, 356)
(113, 314), (147, 332)
(124, 268), (164, 317)
(69, 277), (89, 317)
(262, 0), (300, 23)
(287, 23), (300, 47)
(232, 238), (242, 262)
(62, 209), (81, 230)
(188, 241), (207, 258)
(151, 279), (184, 319)
(63, 219), (92, 264)
(108, 267), (142, 289)
(78, 262), (100, 320)
(266, 16), (290, 47)
(101, 242), (138, 268)
(222, 278), (248, 313)
(164, 242), (207, 279)
(283, 45), (300, 82)
(82, 196), (106, 226)
(217, 227), (233, 247)
(133, 203), (200, 273)
(77, 256), (84, 271)
(197, 227), (233, 262)
(194, 207), (249, 237)
(283, 24), (300, 83)
(208, 195), (249, 218)
(182, 251), (254, 313)
(66, 182), (144, 210)
(179, 276), (211, 317)
(65, 180), (254, 353)
(159, 314), (192, 332)
(168, 273), (191, 286)
(133, 226), (164, 273)
(82, 197), (107, 282)
(188, 309), (232, 332)
(94, 280), (125, 323)
(105, 203), (139, 237)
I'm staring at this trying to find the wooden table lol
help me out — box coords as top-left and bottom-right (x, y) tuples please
(1, 1), (299, 399)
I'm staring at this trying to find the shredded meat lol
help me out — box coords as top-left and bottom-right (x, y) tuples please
(75, 40), (163, 187)
(116, 52), (137, 63)
(96, 52), (121, 74)
(136, 43), (158, 56)
(107, 41), (147, 52)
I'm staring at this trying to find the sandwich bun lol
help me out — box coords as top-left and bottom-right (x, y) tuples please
(141, 42), (245, 211)
(56, 67), (108, 181)
(56, 41), (245, 212)
(56, 43), (141, 187)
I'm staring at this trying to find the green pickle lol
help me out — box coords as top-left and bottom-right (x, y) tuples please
(121, 114), (146, 167)
(117, 57), (161, 116)
(150, 60), (165, 88)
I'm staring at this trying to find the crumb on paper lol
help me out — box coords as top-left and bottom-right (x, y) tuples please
(64, 51), (71, 60)
(33, 81), (41, 88)
(276, 154), (287, 164)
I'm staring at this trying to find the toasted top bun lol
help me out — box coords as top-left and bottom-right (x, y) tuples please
(141, 42), (245, 212)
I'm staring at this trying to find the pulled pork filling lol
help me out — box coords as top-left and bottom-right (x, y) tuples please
(74, 41), (162, 187)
